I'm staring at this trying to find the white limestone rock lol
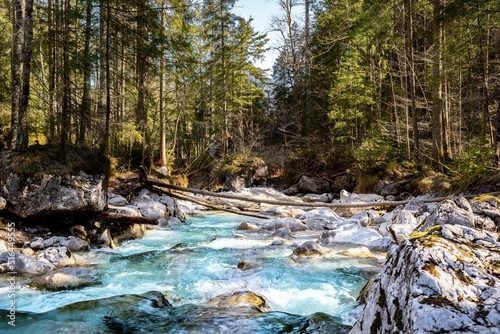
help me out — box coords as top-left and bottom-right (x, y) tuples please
(350, 223), (500, 334)
(318, 222), (384, 250)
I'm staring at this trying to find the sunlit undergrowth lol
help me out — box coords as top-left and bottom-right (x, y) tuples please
(8, 145), (110, 177)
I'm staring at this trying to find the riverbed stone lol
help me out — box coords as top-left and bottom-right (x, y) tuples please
(237, 260), (259, 271)
(30, 266), (101, 291)
(37, 247), (76, 267)
(0, 196), (6, 210)
(293, 241), (331, 257)
(318, 223), (384, 250)
(272, 227), (295, 239)
(69, 225), (88, 240)
(207, 291), (271, 313)
(108, 192), (129, 206)
(259, 217), (307, 232)
(0, 251), (55, 274)
(237, 221), (259, 230)
(97, 228), (116, 248)
(417, 199), (475, 232)
(66, 236), (89, 251)
(112, 224), (145, 244)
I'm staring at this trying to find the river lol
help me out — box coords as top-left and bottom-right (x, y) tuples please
(1, 212), (381, 333)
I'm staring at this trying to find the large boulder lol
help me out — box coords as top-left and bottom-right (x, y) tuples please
(350, 224), (500, 333)
(297, 175), (330, 194)
(30, 266), (101, 291)
(0, 151), (106, 217)
(222, 157), (269, 192)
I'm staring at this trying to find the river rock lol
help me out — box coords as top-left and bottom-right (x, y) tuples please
(108, 192), (129, 206)
(0, 196), (6, 210)
(237, 221), (259, 230)
(0, 151), (106, 217)
(97, 228), (116, 248)
(112, 224), (145, 244)
(30, 266), (101, 291)
(237, 260), (259, 271)
(293, 241), (330, 257)
(37, 247), (76, 267)
(0, 251), (55, 274)
(207, 291), (271, 312)
(158, 194), (183, 219)
(262, 206), (301, 218)
(297, 175), (330, 194)
(318, 223), (384, 250)
(350, 223), (500, 334)
(66, 236), (89, 251)
(259, 217), (307, 232)
(69, 225), (88, 240)
(272, 227), (295, 239)
(130, 189), (168, 219)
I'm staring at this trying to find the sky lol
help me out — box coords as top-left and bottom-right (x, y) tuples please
(232, 0), (282, 71)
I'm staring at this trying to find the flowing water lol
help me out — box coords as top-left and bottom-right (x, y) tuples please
(1, 212), (381, 333)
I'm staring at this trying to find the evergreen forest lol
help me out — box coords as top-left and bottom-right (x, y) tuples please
(3, 0), (500, 192)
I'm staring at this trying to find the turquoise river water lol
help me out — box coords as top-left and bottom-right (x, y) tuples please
(1, 212), (381, 333)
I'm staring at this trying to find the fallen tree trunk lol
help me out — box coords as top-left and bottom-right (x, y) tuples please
(149, 185), (271, 220)
(145, 177), (495, 209)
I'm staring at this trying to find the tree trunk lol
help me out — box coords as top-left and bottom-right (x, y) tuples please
(158, 0), (167, 167)
(11, 0), (33, 150)
(406, 0), (419, 166)
(47, 0), (56, 142)
(78, 0), (93, 147)
(136, 0), (148, 164)
(431, 0), (444, 164)
(98, 0), (108, 151)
